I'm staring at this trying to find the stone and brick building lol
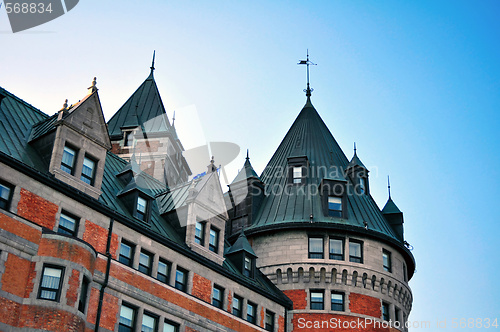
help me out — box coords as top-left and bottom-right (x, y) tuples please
(0, 60), (414, 331)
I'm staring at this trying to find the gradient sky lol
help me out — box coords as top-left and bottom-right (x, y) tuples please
(2, 1), (500, 330)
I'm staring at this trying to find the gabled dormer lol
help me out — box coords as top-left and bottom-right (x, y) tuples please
(287, 155), (309, 185)
(345, 144), (369, 195)
(117, 174), (155, 225)
(29, 78), (111, 199)
(226, 231), (257, 279)
(382, 180), (404, 242)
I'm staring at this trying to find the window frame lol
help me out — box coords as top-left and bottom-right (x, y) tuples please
(327, 196), (343, 218)
(331, 291), (345, 311)
(349, 239), (363, 264)
(157, 258), (171, 284)
(141, 311), (158, 332)
(247, 301), (257, 324)
(61, 144), (77, 175)
(78, 276), (90, 313)
(243, 255), (253, 278)
(310, 289), (325, 310)
(163, 320), (179, 332)
(119, 240), (135, 267)
(138, 249), (153, 275)
(292, 166), (303, 184)
(123, 130), (134, 147)
(119, 302), (137, 332)
(81, 154), (97, 185)
(265, 310), (275, 331)
(174, 267), (188, 292)
(57, 210), (79, 237)
(232, 294), (243, 318)
(194, 221), (205, 245)
(209, 226), (219, 253)
(38, 264), (65, 302)
(308, 236), (324, 259)
(212, 284), (224, 309)
(383, 249), (392, 273)
(0, 180), (14, 211)
(382, 302), (390, 321)
(135, 195), (149, 222)
(329, 237), (344, 260)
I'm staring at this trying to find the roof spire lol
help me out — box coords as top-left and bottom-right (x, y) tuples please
(246, 149), (249, 161)
(172, 110), (175, 127)
(88, 77), (97, 94)
(354, 142), (357, 154)
(388, 175), (391, 198)
(298, 49), (317, 97)
(149, 50), (156, 77)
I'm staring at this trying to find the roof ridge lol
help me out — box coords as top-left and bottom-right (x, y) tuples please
(0, 86), (49, 119)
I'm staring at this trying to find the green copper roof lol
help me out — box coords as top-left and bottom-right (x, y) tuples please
(347, 151), (367, 170)
(382, 197), (402, 214)
(231, 154), (261, 184)
(226, 231), (257, 257)
(248, 97), (399, 241)
(106, 73), (173, 138)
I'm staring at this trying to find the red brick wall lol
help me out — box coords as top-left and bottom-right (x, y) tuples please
(37, 238), (96, 273)
(185, 328), (200, 332)
(66, 269), (80, 307)
(283, 289), (307, 310)
(24, 261), (37, 298)
(18, 304), (85, 331)
(1, 254), (33, 298)
(17, 188), (58, 230)
(0, 297), (20, 326)
(0, 212), (41, 243)
(260, 307), (265, 328)
(192, 273), (212, 303)
(349, 292), (382, 318)
(87, 287), (119, 331)
(141, 161), (155, 177)
(291, 313), (397, 332)
(227, 290), (232, 312)
(82, 220), (118, 258)
(278, 315), (285, 332)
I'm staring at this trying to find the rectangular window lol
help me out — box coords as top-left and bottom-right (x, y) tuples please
(212, 284), (224, 308)
(119, 240), (135, 267)
(310, 290), (324, 310)
(359, 178), (366, 194)
(136, 196), (148, 221)
(383, 249), (392, 272)
(395, 307), (401, 324)
(119, 303), (136, 332)
(331, 291), (344, 311)
(308, 237), (324, 259)
(163, 320), (179, 332)
(57, 211), (79, 236)
(403, 263), (408, 282)
(382, 302), (390, 321)
(328, 196), (342, 217)
(38, 265), (64, 301)
(138, 250), (153, 275)
(209, 227), (219, 253)
(195, 221), (205, 245)
(157, 259), (170, 284)
(232, 295), (242, 317)
(78, 277), (89, 313)
(329, 238), (344, 260)
(124, 130), (134, 147)
(175, 268), (187, 292)
(81, 156), (96, 185)
(61, 145), (76, 175)
(244, 256), (253, 277)
(247, 301), (257, 324)
(349, 240), (363, 263)
(292, 166), (302, 184)
(0, 181), (13, 210)
(141, 312), (158, 332)
(265, 310), (275, 331)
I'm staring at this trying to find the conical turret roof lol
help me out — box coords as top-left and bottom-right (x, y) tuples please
(382, 197), (402, 214)
(231, 152), (261, 184)
(248, 96), (398, 240)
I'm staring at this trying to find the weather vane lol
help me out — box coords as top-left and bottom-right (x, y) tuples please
(298, 49), (317, 97)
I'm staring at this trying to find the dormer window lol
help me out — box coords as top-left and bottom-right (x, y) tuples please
(293, 166), (302, 184)
(195, 221), (205, 245)
(123, 130), (134, 147)
(328, 196), (342, 217)
(209, 227), (219, 253)
(135, 196), (148, 221)
(81, 156), (96, 185)
(359, 178), (366, 194)
(243, 256), (253, 277)
(61, 145), (77, 175)
(288, 156), (308, 185)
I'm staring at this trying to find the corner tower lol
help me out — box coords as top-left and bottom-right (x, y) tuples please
(240, 91), (415, 331)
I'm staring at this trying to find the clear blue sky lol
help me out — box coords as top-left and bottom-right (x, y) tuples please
(2, 1), (499, 330)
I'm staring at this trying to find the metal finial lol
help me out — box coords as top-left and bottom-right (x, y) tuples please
(246, 149), (249, 161)
(88, 77), (97, 93)
(298, 49), (317, 97)
(354, 142), (357, 154)
(388, 175), (391, 198)
(150, 50), (156, 75)
(172, 110), (175, 126)
(211, 156), (215, 164)
(63, 99), (68, 109)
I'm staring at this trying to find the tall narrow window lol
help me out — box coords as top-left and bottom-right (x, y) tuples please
(141, 312), (158, 332)
(78, 277), (89, 313)
(403, 263), (408, 282)
(308, 237), (324, 259)
(265, 310), (275, 331)
(247, 302), (257, 324)
(244, 256), (253, 277)
(349, 240), (363, 263)
(395, 307), (401, 325)
(38, 266), (64, 301)
(310, 290), (324, 310)
(195, 221), (205, 245)
(175, 268), (187, 292)
(359, 178), (366, 194)
(61, 145), (76, 174)
(124, 131), (134, 147)
(212, 284), (224, 308)
(119, 240), (135, 267)
(157, 259), (170, 283)
(329, 238), (344, 260)
(163, 320), (179, 332)
(81, 156), (96, 185)
(136, 196), (148, 221)
(232, 295), (242, 317)
(138, 250), (153, 275)
(331, 291), (344, 311)
(0, 181), (13, 210)
(57, 211), (78, 236)
(382, 302), (390, 321)
(119, 303), (136, 332)
(209, 227), (219, 253)
(383, 250), (392, 272)
(328, 196), (342, 217)
(293, 166), (302, 184)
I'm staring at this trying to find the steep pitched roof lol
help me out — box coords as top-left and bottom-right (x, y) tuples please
(106, 73), (173, 139)
(226, 231), (257, 257)
(248, 96), (398, 240)
(347, 151), (367, 170)
(231, 155), (260, 184)
(382, 197), (402, 214)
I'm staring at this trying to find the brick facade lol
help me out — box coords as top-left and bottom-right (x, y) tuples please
(349, 292), (382, 318)
(283, 289), (307, 310)
(17, 188), (58, 230)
